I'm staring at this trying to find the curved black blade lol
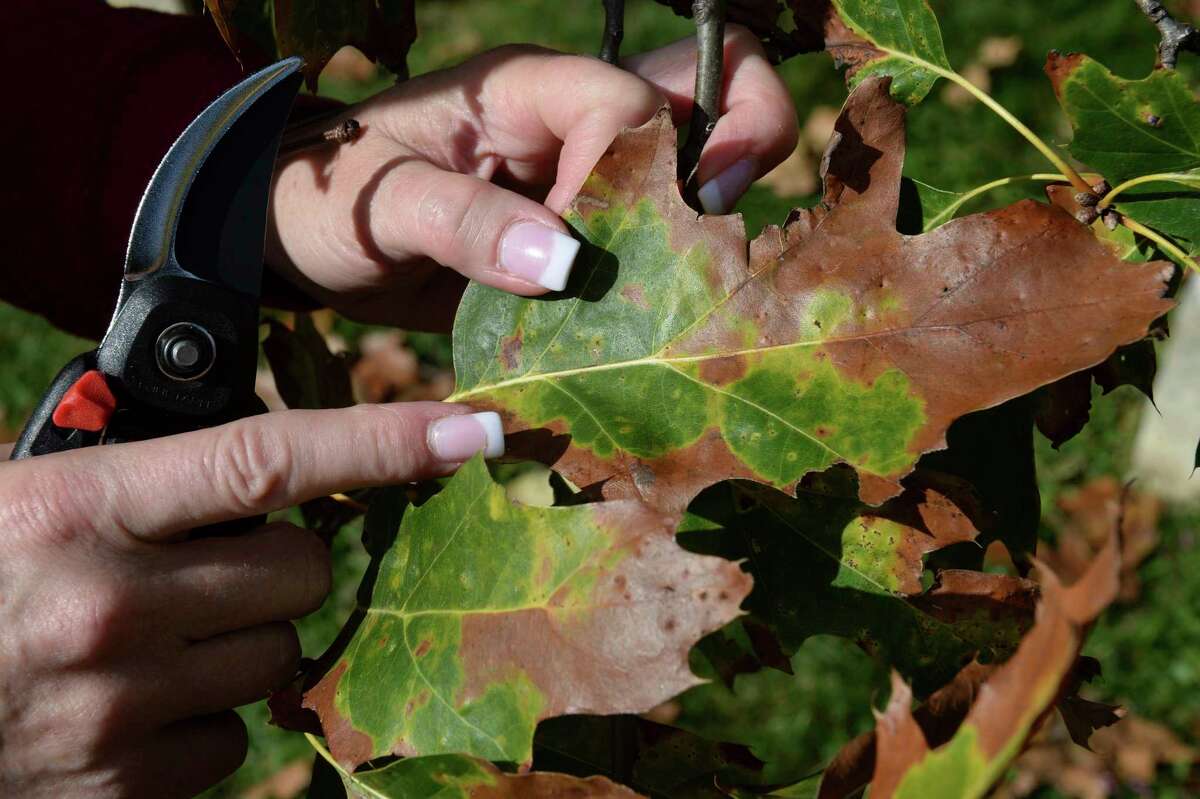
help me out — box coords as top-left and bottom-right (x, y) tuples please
(121, 57), (303, 299)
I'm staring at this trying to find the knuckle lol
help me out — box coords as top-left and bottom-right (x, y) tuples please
(410, 176), (487, 261)
(354, 403), (429, 479)
(211, 421), (291, 513)
(57, 580), (141, 665)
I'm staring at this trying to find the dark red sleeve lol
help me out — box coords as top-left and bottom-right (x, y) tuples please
(1, 1), (317, 340)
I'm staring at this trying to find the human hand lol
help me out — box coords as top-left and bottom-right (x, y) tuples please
(0, 404), (503, 798)
(266, 25), (798, 329)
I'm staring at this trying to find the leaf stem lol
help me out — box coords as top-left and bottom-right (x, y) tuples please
(923, 172), (1066, 231)
(305, 733), (341, 772)
(1097, 172), (1200, 209)
(679, 0), (726, 201)
(1120, 216), (1200, 273)
(882, 50), (1093, 194)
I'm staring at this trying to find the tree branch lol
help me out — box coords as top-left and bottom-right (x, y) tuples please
(679, 0), (726, 207)
(1133, 0), (1200, 68)
(599, 0), (626, 64)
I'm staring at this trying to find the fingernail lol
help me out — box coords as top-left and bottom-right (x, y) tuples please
(697, 158), (757, 215)
(427, 412), (505, 462)
(499, 222), (580, 291)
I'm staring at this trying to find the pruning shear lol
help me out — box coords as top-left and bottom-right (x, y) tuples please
(10, 58), (304, 461)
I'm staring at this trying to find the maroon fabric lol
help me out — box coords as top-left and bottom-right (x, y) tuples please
(1, 1), (320, 340)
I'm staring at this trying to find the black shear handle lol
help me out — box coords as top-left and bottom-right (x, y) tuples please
(10, 353), (97, 460)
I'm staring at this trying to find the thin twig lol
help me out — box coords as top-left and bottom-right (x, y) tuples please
(679, 0), (726, 206)
(599, 0), (625, 64)
(1133, 0), (1200, 68)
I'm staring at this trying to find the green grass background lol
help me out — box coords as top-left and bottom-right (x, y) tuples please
(1, 0), (1197, 796)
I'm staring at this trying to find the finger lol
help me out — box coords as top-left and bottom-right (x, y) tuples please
(171, 622), (301, 717)
(117, 712), (247, 799)
(365, 158), (581, 294)
(162, 522), (330, 639)
(360, 46), (668, 214)
(2, 403), (504, 543)
(624, 24), (799, 213)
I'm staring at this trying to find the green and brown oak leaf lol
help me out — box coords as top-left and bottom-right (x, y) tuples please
(450, 76), (1173, 515)
(303, 457), (751, 771)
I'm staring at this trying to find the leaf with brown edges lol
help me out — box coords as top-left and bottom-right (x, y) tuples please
(451, 76), (1172, 517)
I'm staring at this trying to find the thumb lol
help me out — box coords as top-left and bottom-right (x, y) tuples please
(368, 159), (581, 294)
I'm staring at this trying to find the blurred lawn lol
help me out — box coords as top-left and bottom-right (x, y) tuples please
(1, 0), (1196, 796)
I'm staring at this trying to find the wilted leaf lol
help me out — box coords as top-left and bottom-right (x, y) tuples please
(204, 0), (417, 90)
(792, 0), (952, 105)
(263, 314), (355, 411)
(1046, 52), (1200, 245)
(533, 715), (766, 798)
(682, 471), (1038, 694)
(1042, 476), (1161, 603)
(323, 752), (644, 799)
(451, 78), (1172, 516)
(862, 528), (1121, 799)
(304, 457), (751, 770)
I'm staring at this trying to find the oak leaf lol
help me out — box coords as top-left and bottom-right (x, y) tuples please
(1046, 52), (1200, 247)
(450, 77), (1172, 515)
(303, 457), (751, 770)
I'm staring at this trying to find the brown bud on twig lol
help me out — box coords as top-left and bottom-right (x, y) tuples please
(1076, 207), (1100, 226)
(1101, 207), (1122, 230)
(1075, 191), (1099, 207)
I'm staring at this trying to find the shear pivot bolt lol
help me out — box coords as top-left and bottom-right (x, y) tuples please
(156, 323), (215, 381)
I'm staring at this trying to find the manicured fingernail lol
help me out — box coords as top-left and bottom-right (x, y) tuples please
(697, 158), (757, 215)
(427, 412), (505, 462)
(499, 222), (580, 291)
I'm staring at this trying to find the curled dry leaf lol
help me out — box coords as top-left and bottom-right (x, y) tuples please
(451, 77), (1172, 517)
(857, 526), (1121, 799)
(303, 457), (751, 771)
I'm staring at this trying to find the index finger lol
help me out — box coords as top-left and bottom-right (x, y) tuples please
(1, 402), (502, 543)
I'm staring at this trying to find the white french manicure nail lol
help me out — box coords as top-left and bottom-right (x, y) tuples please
(427, 412), (505, 462)
(697, 158), (757, 215)
(499, 222), (580, 291)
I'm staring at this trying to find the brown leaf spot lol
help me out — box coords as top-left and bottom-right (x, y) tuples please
(413, 639), (432, 657)
(620, 284), (651, 310)
(500, 332), (523, 371)
(698, 354), (748, 386)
